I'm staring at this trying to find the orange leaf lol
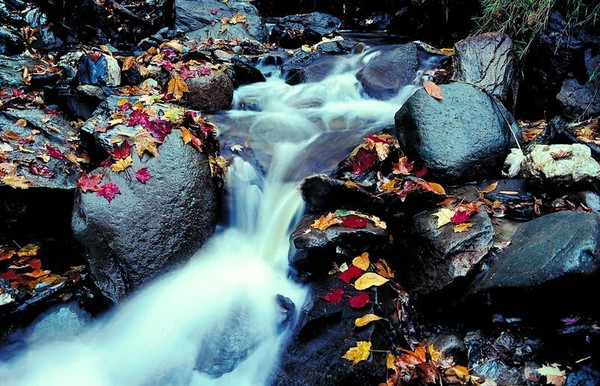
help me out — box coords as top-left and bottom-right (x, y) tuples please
(311, 212), (342, 231)
(15, 119), (27, 127)
(423, 81), (443, 100)
(122, 56), (135, 71)
(134, 131), (160, 158)
(167, 76), (189, 100)
(180, 127), (194, 144)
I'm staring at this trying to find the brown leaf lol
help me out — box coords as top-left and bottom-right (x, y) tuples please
(374, 259), (394, 279)
(423, 81), (443, 100)
(453, 222), (473, 233)
(311, 212), (342, 231)
(551, 150), (572, 160)
(481, 181), (499, 193)
(15, 119), (27, 127)
(134, 131), (160, 158)
(1, 175), (31, 189)
(167, 76), (189, 100)
(122, 56), (135, 71)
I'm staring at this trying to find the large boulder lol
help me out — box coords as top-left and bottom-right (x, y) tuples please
(184, 69), (234, 111)
(394, 82), (521, 183)
(270, 12), (341, 48)
(355, 43), (419, 100)
(556, 48), (600, 119)
(72, 98), (220, 303)
(0, 26), (24, 56)
(453, 32), (518, 106)
(0, 55), (41, 90)
(281, 51), (338, 85)
(176, 0), (267, 43)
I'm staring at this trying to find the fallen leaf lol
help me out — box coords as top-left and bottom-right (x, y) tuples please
(167, 76), (189, 100)
(342, 215), (367, 228)
(134, 131), (160, 158)
(29, 163), (54, 178)
(481, 181), (499, 193)
(450, 209), (473, 224)
(77, 173), (102, 192)
(433, 208), (454, 227)
(354, 314), (382, 327)
(374, 259), (394, 279)
(393, 157), (414, 175)
(111, 141), (132, 160)
(537, 365), (566, 386)
(354, 272), (389, 290)
(347, 147), (377, 175)
(311, 212), (343, 230)
(15, 119), (27, 127)
(341, 341), (371, 365)
(423, 81), (443, 100)
(453, 222), (473, 233)
(180, 127), (194, 144)
(321, 288), (344, 304)
(18, 244), (39, 257)
(135, 168), (152, 184)
(97, 182), (121, 202)
(2, 175), (31, 189)
(551, 150), (572, 160)
(387, 353), (399, 371)
(110, 156), (132, 172)
(349, 292), (370, 308)
(352, 252), (370, 271)
(122, 56), (135, 71)
(339, 265), (363, 284)
(45, 145), (63, 160)
(229, 12), (247, 24)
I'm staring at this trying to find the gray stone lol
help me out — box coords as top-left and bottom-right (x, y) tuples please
(281, 51), (338, 85)
(185, 70), (234, 111)
(403, 208), (494, 297)
(0, 55), (41, 90)
(471, 211), (600, 293)
(453, 32), (518, 106)
(356, 43), (419, 100)
(27, 302), (91, 344)
(523, 144), (600, 188)
(557, 49), (600, 119)
(0, 26), (24, 55)
(270, 12), (341, 48)
(395, 82), (521, 183)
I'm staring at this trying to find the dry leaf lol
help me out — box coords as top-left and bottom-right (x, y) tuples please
(352, 252), (370, 271)
(181, 127), (194, 144)
(341, 341), (371, 365)
(354, 314), (382, 327)
(167, 76), (189, 100)
(122, 57), (135, 71)
(453, 222), (473, 233)
(134, 131), (160, 158)
(1, 175), (31, 189)
(433, 208), (454, 228)
(311, 212), (342, 230)
(374, 259), (394, 279)
(423, 81), (443, 100)
(537, 365), (566, 386)
(481, 181), (499, 194)
(551, 150), (572, 160)
(110, 156), (132, 172)
(15, 119), (27, 127)
(387, 353), (398, 371)
(354, 272), (389, 290)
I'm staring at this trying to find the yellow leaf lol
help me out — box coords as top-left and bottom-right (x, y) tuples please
(15, 119), (27, 127)
(167, 76), (189, 100)
(1, 175), (31, 189)
(481, 181), (499, 194)
(17, 244), (39, 257)
(134, 131), (160, 158)
(38, 154), (50, 163)
(441, 48), (454, 56)
(387, 353), (398, 371)
(341, 341), (371, 365)
(354, 314), (382, 327)
(537, 365), (566, 386)
(423, 81), (444, 100)
(352, 252), (370, 271)
(164, 40), (184, 52)
(427, 344), (440, 361)
(311, 212), (342, 231)
(111, 156), (132, 172)
(368, 214), (387, 229)
(229, 12), (247, 24)
(453, 222), (473, 233)
(433, 208), (454, 228)
(122, 56), (135, 71)
(117, 98), (130, 107)
(339, 262), (349, 272)
(181, 127), (194, 144)
(99, 44), (112, 54)
(219, 23), (228, 34)
(354, 272), (389, 290)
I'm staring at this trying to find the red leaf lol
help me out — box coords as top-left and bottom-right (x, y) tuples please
(29, 258), (42, 270)
(147, 119), (172, 140)
(397, 180), (418, 200)
(348, 292), (370, 308)
(451, 209), (474, 225)
(29, 163), (54, 178)
(44, 108), (58, 115)
(135, 168), (152, 184)
(198, 67), (211, 76)
(321, 288), (344, 304)
(210, 9), (217, 14)
(393, 156), (414, 175)
(342, 215), (367, 229)
(128, 109), (150, 128)
(414, 164), (427, 178)
(111, 141), (132, 160)
(347, 148), (377, 175)
(179, 66), (197, 79)
(45, 145), (63, 160)
(97, 182), (121, 202)
(12, 89), (25, 98)
(77, 173), (102, 192)
(367, 133), (386, 143)
(90, 51), (103, 62)
(118, 102), (132, 111)
(339, 266), (363, 284)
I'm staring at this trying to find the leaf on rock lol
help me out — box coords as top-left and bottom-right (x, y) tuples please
(374, 259), (394, 279)
(15, 119), (27, 127)
(180, 127), (194, 144)
(230, 12), (247, 24)
(122, 56), (135, 71)
(387, 353), (399, 371)
(97, 182), (121, 202)
(135, 168), (152, 184)
(311, 212), (342, 230)
(45, 145), (63, 160)
(481, 181), (499, 194)
(111, 141), (132, 160)
(450, 209), (473, 224)
(342, 215), (367, 229)
(110, 156), (132, 172)
(1, 175), (31, 189)
(348, 292), (370, 308)
(354, 314), (382, 327)
(393, 157), (414, 175)
(198, 67), (211, 76)
(18, 244), (39, 257)
(28, 258), (42, 270)
(347, 147), (377, 175)
(342, 341), (371, 365)
(551, 150), (572, 160)
(339, 265), (363, 284)
(352, 252), (370, 271)
(354, 272), (389, 290)
(416, 180), (446, 195)
(321, 288), (344, 304)
(29, 163), (54, 178)
(423, 81), (443, 100)
(453, 222), (473, 233)
(433, 208), (454, 228)
(537, 365), (566, 386)
(77, 173), (102, 192)
(167, 76), (189, 100)
(134, 131), (160, 158)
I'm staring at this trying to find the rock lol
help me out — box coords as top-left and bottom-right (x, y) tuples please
(270, 12), (341, 48)
(394, 82), (522, 183)
(289, 213), (389, 280)
(184, 69), (234, 111)
(523, 144), (600, 188)
(556, 49), (600, 119)
(281, 51), (338, 85)
(72, 99), (220, 303)
(316, 39), (358, 55)
(76, 53), (121, 88)
(25, 7), (63, 51)
(230, 57), (265, 86)
(453, 32), (518, 106)
(0, 55), (41, 90)
(0, 26), (24, 55)
(27, 302), (91, 344)
(356, 43), (419, 100)
(355, 12), (392, 32)
(402, 208), (494, 297)
(429, 333), (467, 364)
(175, 0), (267, 43)
(470, 211), (600, 300)
(567, 364), (600, 386)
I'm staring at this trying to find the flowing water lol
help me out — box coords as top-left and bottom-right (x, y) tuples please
(0, 46), (432, 385)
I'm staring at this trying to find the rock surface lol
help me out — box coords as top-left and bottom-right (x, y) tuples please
(185, 70), (234, 111)
(270, 12), (341, 48)
(395, 82), (521, 183)
(556, 48), (600, 119)
(0, 55), (41, 90)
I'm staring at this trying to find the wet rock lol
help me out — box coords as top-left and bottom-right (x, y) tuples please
(270, 12), (341, 48)
(184, 70), (234, 111)
(27, 302), (91, 344)
(76, 53), (121, 88)
(25, 7), (63, 51)
(72, 99), (220, 303)
(567, 364), (600, 386)
(470, 211), (600, 302)
(453, 32), (518, 106)
(395, 82), (521, 183)
(355, 43), (419, 100)
(289, 213), (389, 280)
(402, 208), (494, 298)
(316, 39), (358, 55)
(176, 0), (267, 43)
(556, 49), (600, 119)
(280, 51), (332, 85)
(230, 57), (265, 86)
(0, 55), (41, 90)
(430, 333), (467, 364)
(523, 144), (600, 188)
(0, 27), (24, 55)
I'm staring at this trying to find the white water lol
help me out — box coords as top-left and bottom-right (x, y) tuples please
(0, 46), (429, 385)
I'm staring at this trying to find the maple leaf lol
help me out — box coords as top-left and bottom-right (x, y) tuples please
(29, 163), (54, 178)
(347, 148), (377, 175)
(352, 252), (370, 271)
(551, 150), (572, 160)
(321, 288), (344, 304)
(450, 209), (473, 224)
(97, 182), (121, 202)
(393, 157), (414, 175)
(147, 119), (173, 141)
(111, 141), (132, 160)
(134, 131), (160, 158)
(2, 175), (31, 189)
(342, 215), (367, 228)
(480, 181), (499, 194)
(210, 9), (217, 14)
(77, 173), (102, 192)
(311, 212), (342, 230)
(110, 156), (132, 172)
(453, 222), (473, 233)
(198, 67), (211, 76)
(229, 12), (247, 24)
(128, 109), (150, 127)
(29, 258), (42, 270)
(339, 265), (363, 284)
(45, 145), (63, 160)
(122, 56), (135, 71)
(89, 51), (103, 61)
(342, 341), (371, 365)
(397, 180), (418, 201)
(354, 314), (382, 327)
(18, 244), (39, 257)
(135, 168), (152, 184)
(537, 365), (566, 386)
(181, 127), (194, 144)
(349, 292), (370, 308)
(433, 208), (454, 228)
(423, 81), (443, 100)
(415, 180), (446, 195)
(354, 272), (389, 290)
(168, 76), (189, 100)
(414, 164), (427, 178)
